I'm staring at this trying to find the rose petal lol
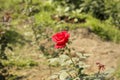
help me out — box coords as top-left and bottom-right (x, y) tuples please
(52, 32), (65, 42)
(52, 35), (61, 42)
(62, 31), (70, 38)
(56, 38), (66, 44)
(55, 43), (66, 49)
(62, 31), (70, 42)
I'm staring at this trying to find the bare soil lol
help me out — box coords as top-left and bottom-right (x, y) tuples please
(71, 28), (120, 74)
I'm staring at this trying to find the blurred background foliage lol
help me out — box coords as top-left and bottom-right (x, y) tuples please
(52, 0), (120, 27)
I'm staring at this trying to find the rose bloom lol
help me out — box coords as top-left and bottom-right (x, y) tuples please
(52, 31), (70, 49)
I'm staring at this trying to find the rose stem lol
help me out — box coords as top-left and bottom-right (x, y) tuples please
(66, 46), (76, 67)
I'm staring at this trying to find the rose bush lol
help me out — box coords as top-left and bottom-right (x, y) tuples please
(52, 31), (70, 49)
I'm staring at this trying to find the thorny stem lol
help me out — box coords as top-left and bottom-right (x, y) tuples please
(69, 53), (76, 67)
(49, 65), (52, 76)
(66, 46), (76, 67)
(96, 70), (100, 77)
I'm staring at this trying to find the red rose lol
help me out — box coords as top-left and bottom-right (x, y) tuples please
(52, 31), (70, 49)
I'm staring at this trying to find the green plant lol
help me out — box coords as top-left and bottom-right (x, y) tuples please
(2, 58), (38, 68)
(0, 23), (28, 79)
(48, 31), (110, 80)
(110, 2), (120, 28)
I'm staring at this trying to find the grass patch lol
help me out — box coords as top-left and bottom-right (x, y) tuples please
(2, 58), (38, 68)
(85, 15), (120, 43)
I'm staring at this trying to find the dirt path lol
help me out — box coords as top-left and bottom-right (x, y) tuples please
(71, 28), (120, 74)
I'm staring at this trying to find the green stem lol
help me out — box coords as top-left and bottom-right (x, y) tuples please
(66, 46), (76, 67)
(69, 54), (76, 67)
